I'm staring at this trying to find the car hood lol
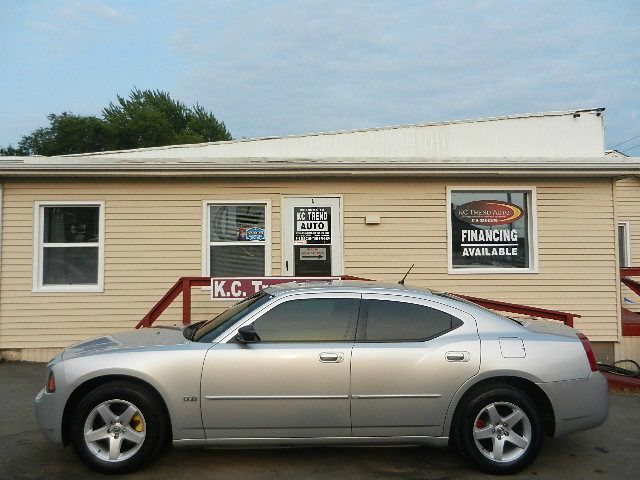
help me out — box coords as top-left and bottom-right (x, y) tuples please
(62, 327), (188, 360)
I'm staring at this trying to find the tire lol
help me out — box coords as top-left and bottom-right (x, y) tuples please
(70, 381), (167, 474)
(454, 385), (543, 475)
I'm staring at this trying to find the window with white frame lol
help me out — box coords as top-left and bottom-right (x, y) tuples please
(618, 222), (631, 267)
(205, 202), (270, 276)
(34, 202), (104, 291)
(448, 188), (536, 272)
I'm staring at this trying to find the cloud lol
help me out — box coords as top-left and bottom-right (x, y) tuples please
(1, 0), (639, 150)
(168, 0), (640, 147)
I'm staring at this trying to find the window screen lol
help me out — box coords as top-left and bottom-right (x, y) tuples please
(363, 300), (461, 342)
(252, 298), (355, 342)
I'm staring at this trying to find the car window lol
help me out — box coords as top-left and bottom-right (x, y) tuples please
(192, 291), (271, 342)
(362, 299), (462, 342)
(252, 297), (357, 342)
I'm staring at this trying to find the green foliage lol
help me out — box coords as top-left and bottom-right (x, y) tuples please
(1, 88), (232, 156)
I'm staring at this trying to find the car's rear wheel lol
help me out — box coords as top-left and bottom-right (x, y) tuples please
(70, 381), (167, 473)
(455, 385), (543, 475)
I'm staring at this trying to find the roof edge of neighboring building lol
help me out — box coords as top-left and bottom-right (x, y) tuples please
(50, 108), (606, 158)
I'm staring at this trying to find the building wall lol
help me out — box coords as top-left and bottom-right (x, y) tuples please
(78, 111), (604, 159)
(0, 176), (620, 359)
(616, 176), (640, 310)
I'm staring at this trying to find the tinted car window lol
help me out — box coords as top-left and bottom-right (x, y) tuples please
(363, 299), (461, 342)
(193, 291), (271, 342)
(252, 298), (356, 342)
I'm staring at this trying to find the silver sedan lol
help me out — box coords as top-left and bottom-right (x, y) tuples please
(34, 281), (608, 474)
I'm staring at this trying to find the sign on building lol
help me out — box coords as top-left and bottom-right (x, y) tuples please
(210, 276), (339, 301)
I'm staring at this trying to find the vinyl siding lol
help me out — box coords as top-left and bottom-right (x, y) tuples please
(616, 177), (640, 312)
(0, 176), (620, 352)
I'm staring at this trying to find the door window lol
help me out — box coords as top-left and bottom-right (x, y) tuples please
(252, 297), (357, 342)
(362, 299), (462, 342)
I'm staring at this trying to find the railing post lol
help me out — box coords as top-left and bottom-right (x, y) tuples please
(182, 278), (192, 326)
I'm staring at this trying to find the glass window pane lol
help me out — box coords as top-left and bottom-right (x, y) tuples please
(43, 206), (99, 243)
(43, 247), (98, 285)
(365, 300), (456, 342)
(253, 298), (354, 342)
(619, 224), (628, 267)
(210, 204), (265, 242)
(210, 245), (265, 276)
(450, 191), (530, 269)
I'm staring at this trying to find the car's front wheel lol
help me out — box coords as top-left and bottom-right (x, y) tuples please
(70, 381), (167, 473)
(455, 385), (543, 475)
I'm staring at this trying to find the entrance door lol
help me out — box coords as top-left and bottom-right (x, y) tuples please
(282, 197), (342, 276)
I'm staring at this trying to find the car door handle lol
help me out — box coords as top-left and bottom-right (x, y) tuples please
(445, 351), (470, 362)
(319, 352), (343, 363)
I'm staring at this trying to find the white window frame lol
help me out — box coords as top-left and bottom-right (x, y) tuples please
(618, 221), (631, 268)
(202, 200), (272, 278)
(446, 186), (539, 274)
(32, 200), (105, 293)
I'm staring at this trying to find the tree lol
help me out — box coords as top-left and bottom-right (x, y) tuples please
(1, 88), (232, 156)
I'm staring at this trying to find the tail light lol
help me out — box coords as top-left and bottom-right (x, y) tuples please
(46, 370), (56, 393)
(577, 332), (598, 372)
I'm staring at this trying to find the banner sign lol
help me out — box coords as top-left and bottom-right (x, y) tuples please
(210, 276), (339, 301)
(294, 206), (331, 244)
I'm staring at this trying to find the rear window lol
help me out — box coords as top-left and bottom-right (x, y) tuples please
(362, 299), (462, 342)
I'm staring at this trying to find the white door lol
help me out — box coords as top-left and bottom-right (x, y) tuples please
(282, 197), (342, 276)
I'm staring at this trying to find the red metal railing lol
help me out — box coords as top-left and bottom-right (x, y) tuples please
(620, 267), (640, 336)
(136, 275), (580, 329)
(456, 294), (578, 327)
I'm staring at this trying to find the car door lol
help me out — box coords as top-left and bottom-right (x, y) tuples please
(200, 292), (359, 439)
(350, 293), (480, 437)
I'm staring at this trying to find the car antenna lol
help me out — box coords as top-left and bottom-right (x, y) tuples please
(398, 264), (415, 285)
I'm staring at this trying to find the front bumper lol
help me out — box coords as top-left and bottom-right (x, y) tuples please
(537, 371), (609, 438)
(34, 387), (64, 444)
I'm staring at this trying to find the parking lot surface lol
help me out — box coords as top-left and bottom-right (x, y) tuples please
(1, 361), (639, 480)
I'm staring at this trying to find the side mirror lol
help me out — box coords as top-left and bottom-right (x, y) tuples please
(235, 324), (261, 344)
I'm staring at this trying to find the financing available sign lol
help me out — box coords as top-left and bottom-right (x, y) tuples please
(450, 193), (530, 269)
(210, 276), (339, 301)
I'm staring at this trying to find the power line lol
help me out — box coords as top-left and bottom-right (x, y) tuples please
(612, 134), (640, 148)
(622, 143), (640, 153)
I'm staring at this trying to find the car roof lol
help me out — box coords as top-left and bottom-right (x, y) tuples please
(264, 280), (435, 297)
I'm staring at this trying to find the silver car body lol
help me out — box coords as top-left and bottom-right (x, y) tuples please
(34, 281), (608, 448)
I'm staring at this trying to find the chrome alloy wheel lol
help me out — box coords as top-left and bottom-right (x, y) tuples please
(83, 399), (146, 462)
(472, 401), (532, 463)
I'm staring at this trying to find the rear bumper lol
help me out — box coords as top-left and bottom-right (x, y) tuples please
(537, 371), (609, 437)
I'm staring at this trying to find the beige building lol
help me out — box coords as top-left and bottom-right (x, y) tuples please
(1, 109), (639, 363)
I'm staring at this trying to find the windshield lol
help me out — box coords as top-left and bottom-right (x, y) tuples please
(188, 291), (272, 342)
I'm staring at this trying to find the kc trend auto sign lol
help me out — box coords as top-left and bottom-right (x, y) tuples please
(210, 277), (339, 300)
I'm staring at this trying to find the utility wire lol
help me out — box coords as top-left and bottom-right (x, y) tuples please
(611, 133), (640, 149)
(622, 142), (640, 153)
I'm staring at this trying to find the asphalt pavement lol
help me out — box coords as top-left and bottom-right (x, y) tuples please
(1, 361), (638, 480)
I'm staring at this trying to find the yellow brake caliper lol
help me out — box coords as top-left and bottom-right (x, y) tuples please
(130, 413), (144, 432)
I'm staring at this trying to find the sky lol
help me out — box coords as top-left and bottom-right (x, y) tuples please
(1, 0), (639, 153)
